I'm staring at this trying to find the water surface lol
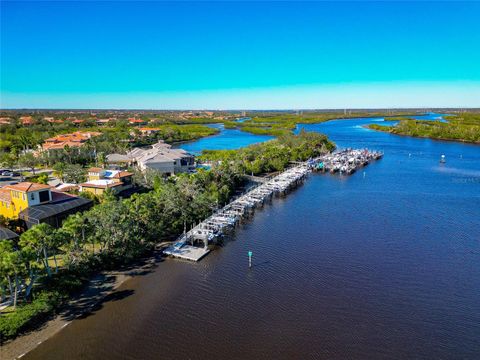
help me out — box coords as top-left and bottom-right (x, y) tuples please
(175, 123), (273, 154)
(26, 117), (480, 360)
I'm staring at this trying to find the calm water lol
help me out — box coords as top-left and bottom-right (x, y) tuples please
(174, 123), (274, 154)
(27, 117), (480, 360)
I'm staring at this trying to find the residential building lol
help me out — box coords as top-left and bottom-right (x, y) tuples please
(45, 117), (64, 124)
(134, 127), (161, 137)
(0, 117), (12, 125)
(0, 182), (53, 219)
(79, 168), (134, 195)
(20, 116), (34, 126)
(0, 182), (92, 228)
(41, 131), (102, 151)
(128, 118), (147, 126)
(124, 141), (195, 175)
(19, 191), (92, 229)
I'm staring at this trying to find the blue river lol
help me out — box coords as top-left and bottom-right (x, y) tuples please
(175, 123), (274, 154)
(27, 115), (480, 360)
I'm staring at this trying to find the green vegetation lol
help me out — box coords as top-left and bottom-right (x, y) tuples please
(132, 124), (218, 145)
(225, 111), (418, 136)
(200, 131), (335, 175)
(0, 131), (334, 340)
(0, 117), (218, 171)
(0, 165), (242, 340)
(368, 113), (480, 143)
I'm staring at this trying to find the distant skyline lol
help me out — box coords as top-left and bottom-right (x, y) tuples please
(1, 1), (480, 109)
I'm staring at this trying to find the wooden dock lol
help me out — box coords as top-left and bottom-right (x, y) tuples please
(162, 148), (383, 262)
(163, 245), (210, 262)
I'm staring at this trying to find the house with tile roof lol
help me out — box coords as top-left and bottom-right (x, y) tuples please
(20, 116), (35, 126)
(0, 117), (12, 125)
(128, 118), (148, 126)
(79, 168), (134, 195)
(41, 131), (102, 151)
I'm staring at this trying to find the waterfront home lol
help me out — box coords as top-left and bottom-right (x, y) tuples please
(110, 141), (195, 175)
(0, 182), (92, 228)
(41, 131), (102, 152)
(79, 168), (134, 195)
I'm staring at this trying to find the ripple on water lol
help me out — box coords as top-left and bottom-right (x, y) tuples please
(25, 116), (480, 360)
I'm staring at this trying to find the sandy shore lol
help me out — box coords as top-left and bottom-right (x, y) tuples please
(0, 245), (170, 360)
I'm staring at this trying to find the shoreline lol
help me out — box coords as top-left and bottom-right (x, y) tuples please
(0, 243), (171, 360)
(365, 125), (480, 145)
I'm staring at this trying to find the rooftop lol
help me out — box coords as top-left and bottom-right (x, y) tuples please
(4, 182), (51, 192)
(19, 191), (93, 227)
(87, 168), (133, 179)
(0, 226), (19, 240)
(42, 131), (102, 150)
(80, 179), (123, 188)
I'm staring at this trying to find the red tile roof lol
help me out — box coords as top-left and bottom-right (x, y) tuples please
(0, 189), (12, 203)
(42, 131), (101, 150)
(4, 182), (51, 192)
(112, 171), (133, 178)
(87, 167), (104, 173)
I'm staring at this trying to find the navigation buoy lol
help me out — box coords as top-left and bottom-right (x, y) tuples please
(248, 251), (253, 268)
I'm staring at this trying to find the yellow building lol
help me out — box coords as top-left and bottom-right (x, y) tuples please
(0, 182), (52, 220)
(79, 168), (134, 195)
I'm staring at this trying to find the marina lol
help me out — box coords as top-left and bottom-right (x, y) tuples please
(23, 115), (480, 360)
(164, 148), (383, 261)
(313, 148), (383, 174)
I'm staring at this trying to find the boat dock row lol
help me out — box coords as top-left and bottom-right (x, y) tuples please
(163, 164), (310, 261)
(312, 148), (383, 175)
(163, 148), (383, 261)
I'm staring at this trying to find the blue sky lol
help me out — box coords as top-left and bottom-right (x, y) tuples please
(1, 1), (479, 109)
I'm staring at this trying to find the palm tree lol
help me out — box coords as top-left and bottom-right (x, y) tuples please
(19, 223), (55, 277)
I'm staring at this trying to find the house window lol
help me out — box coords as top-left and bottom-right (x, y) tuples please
(31, 193), (35, 200)
(23, 193), (26, 201)
(39, 190), (50, 202)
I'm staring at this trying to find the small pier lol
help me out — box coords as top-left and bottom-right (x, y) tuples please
(163, 148), (383, 261)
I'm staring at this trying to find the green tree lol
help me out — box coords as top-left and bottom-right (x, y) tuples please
(53, 162), (67, 182)
(19, 223), (56, 277)
(63, 164), (86, 183)
(18, 153), (39, 174)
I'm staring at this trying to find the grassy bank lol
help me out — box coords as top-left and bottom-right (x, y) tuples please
(368, 113), (480, 143)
